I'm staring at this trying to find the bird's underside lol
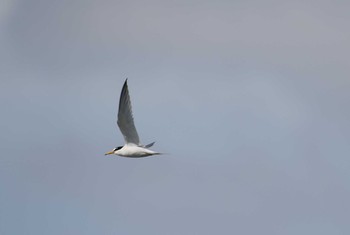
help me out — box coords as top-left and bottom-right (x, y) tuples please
(117, 144), (161, 158)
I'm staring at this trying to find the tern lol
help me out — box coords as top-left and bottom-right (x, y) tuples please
(105, 79), (161, 158)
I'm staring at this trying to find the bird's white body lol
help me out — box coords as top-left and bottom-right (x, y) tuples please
(105, 79), (161, 158)
(115, 144), (161, 158)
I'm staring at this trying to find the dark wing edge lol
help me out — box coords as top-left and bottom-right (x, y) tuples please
(117, 79), (141, 145)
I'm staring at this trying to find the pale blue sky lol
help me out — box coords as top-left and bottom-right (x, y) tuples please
(1, 0), (350, 234)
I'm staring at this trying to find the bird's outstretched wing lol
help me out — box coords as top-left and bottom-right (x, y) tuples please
(117, 79), (140, 145)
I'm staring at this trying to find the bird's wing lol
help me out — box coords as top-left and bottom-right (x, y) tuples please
(117, 79), (140, 145)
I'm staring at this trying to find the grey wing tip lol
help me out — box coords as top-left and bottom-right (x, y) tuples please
(144, 142), (155, 148)
(123, 79), (128, 87)
(119, 79), (130, 113)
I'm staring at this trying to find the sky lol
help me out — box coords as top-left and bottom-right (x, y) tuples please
(1, 0), (350, 234)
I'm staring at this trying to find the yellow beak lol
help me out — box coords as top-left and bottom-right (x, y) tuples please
(105, 151), (114, 155)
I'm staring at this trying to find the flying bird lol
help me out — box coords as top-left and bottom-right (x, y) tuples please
(105, 79), (161, 157)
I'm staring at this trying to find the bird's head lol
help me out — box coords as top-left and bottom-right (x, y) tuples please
(105, 146), (123, 155)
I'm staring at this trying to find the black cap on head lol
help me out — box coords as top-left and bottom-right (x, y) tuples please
(113, 146), (123, 151)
